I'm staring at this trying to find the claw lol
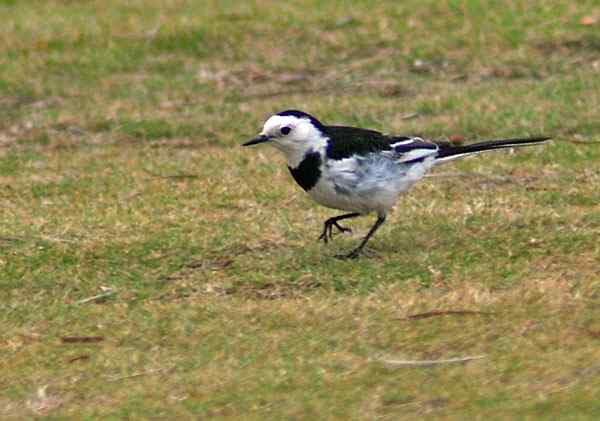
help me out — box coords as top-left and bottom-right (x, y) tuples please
(318, 222), (332, 243)
(318, 219), (351, 243)
(317, 213), (361, 246)
(332, 222), (352, 235)
(335, 249), (361, 260)
(318, 228), (330, 243)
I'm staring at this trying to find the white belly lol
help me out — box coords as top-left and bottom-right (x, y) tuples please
(307, 156), (436, 214)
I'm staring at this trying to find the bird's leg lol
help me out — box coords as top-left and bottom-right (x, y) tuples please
(338, 214), (386, 259)
(318, 213), (361, 244)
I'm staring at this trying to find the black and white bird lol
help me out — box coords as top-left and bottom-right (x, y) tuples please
(243, 110), (549, 259)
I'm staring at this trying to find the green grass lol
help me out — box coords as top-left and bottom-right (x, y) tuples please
(2, 0), (600, 418)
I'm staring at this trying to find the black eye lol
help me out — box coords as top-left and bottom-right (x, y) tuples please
(280, 126), (291, 135)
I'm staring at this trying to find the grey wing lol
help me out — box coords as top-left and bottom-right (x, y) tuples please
(324, 156), (364, 195)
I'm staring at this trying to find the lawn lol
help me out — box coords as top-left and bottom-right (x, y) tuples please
(1, 0), (600, 418)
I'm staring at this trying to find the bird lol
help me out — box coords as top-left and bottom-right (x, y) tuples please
(243, 110), (550, 259)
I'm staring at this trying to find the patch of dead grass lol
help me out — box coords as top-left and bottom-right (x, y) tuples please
(1, 0), (599, 418)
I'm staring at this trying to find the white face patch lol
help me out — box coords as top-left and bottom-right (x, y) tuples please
(260, 115), (328, 168)
(261, 115), (300, 138)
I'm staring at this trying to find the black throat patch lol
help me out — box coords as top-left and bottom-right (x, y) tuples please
(288, 150), (322, 191)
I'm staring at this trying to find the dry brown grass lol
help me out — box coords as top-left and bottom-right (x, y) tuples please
(2, 0), (600, 418)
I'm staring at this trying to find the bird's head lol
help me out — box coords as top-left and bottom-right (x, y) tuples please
(243, 110), (328, 166)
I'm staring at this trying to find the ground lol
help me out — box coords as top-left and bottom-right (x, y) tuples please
(1, 0), (600, 418)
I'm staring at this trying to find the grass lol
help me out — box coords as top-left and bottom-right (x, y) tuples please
(1, 0), (600, 418)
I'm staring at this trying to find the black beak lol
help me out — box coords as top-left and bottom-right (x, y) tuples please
(242, 134), (271, 147)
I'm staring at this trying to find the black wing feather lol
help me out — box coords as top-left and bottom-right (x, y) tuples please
(324, 126), (419, 160)
(322, 123), (549, 164)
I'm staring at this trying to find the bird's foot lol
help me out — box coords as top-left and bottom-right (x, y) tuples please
(335, 248), (362, 260)
(318, 220), (353, 244)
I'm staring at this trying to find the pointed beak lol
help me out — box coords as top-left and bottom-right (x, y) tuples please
(242, 134), (271, 147)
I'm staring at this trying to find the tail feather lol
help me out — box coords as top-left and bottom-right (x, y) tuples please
(435, 136), (550, 163)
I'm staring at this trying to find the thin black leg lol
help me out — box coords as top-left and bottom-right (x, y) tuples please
(318, 212), (361, 244)
(338, 214), (386, 259)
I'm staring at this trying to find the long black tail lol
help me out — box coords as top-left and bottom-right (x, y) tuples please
(435, 136), (550, 163)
